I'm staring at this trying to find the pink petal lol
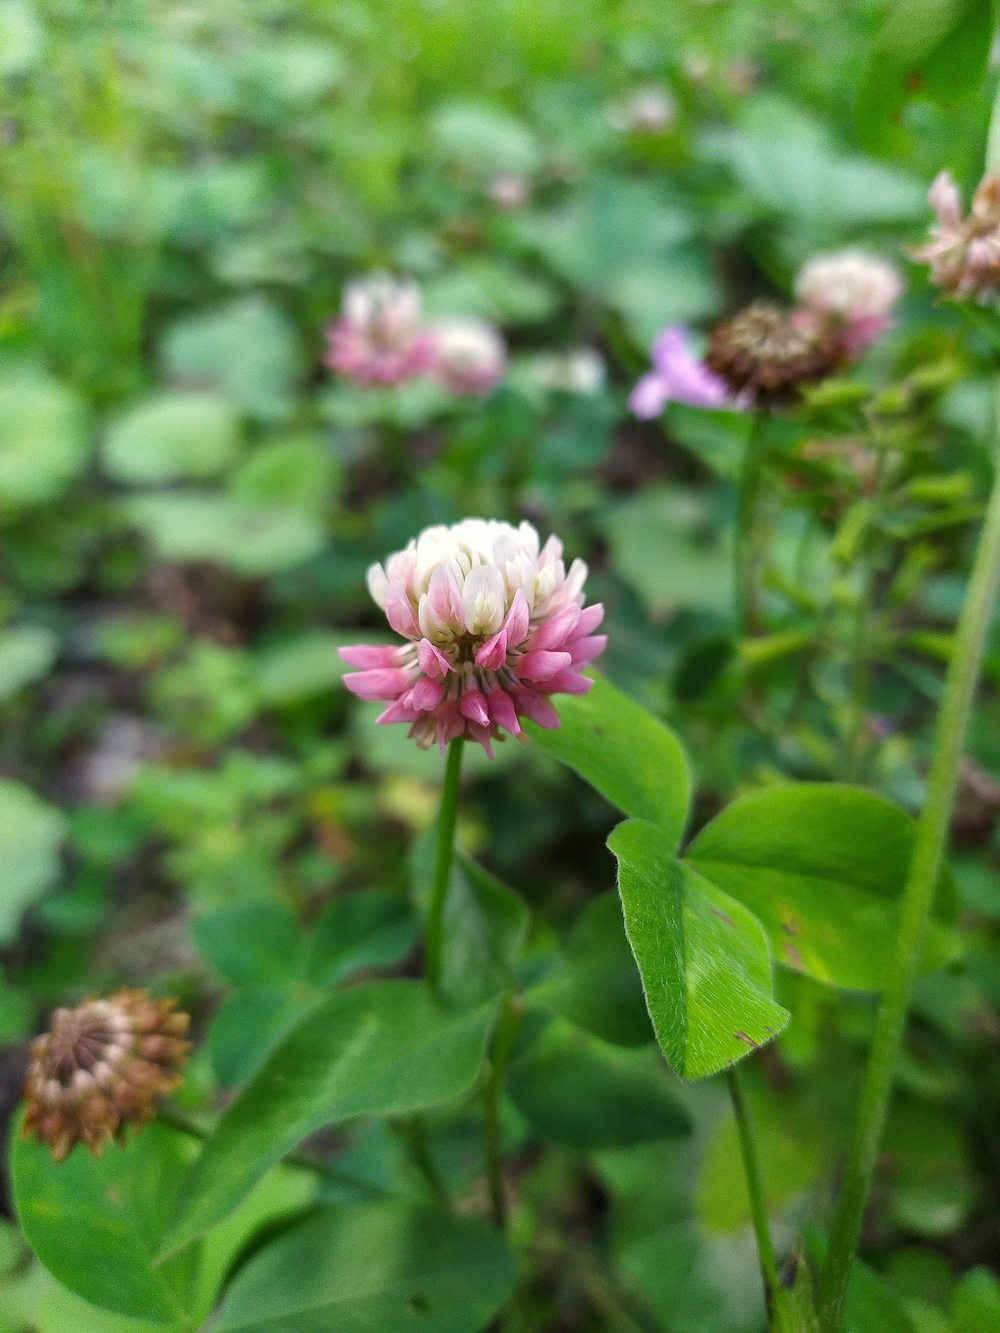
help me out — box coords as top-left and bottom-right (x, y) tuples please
(339, 644), (403, 668)
(487, 687), (521, 735)
(572, 603), (605, 638)
(377, 700), (420, 725)
(542, 669), (594, 696)
(514, 688), (560, 729)
(460, 688), (491, 727)
(529, 604), (581, 651)
(408, 677), (445, 711)
(475, 629), (508, 670)
(468, 723), (495, 758)
(502, 589), (529, 645)
(418, 639), (453, 678)
(517, 650), (573, 682)
(343, 667), (412, 701)
(426, 565), (464, 629)
(569, 634), (607, 666)
(384, 584), (419, 638)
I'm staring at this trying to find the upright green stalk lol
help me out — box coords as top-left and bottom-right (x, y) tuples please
(817, 389), (1000, 1331)
(736, 411), (768, 636)
(424, 737), (465, 991)
(727, 1066), (780, 1309)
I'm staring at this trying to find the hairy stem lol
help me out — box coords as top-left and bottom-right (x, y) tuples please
(817, 388), (1000, 1331)
(727, 1066), (780, 1309)
(424, 737), (465, 991)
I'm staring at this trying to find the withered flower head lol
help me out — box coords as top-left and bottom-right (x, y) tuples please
(706, 301), (844, 405)
(22, 990), (190, 1162)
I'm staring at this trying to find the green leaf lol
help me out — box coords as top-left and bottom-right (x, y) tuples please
(231, 436), (340, 517)
(438, 854), (529, 1008)
(193, 901), (302, 985)
(855, 0), (994, 154)
(951, 1267), (1000, 1331)
(531, 891), (653, 1047)
(609, 819), (789, 1079)
(304, 891), (418, 987)
(162, 980), (496, 1254)
(664, 404), (750, 483)
(773, 1261), (822, 1333)
(124, 493), (326, 576)
(0, 626), (58, 704)
(507, 1015), (690, 1149)
(0, 782), (65, 944)
(254, 631), (354, 706)
(527, 674), (691, 847)
(103, 392), (240, 484)
(685, 784), (957, 992)
(13, 1121), (200, 1323)
(212, 1201), (517, 1332)
(209, 984), (308, 1088)
(846, 1257), (918, 1333)
(160, 297), (301, 421)
(0, 372), (87, 507)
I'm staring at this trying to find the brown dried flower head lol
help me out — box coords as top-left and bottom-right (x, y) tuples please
(22, 990), (190, 1162)
(706, 301), (844, 405)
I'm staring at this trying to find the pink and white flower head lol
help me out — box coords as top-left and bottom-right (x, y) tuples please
(430, 318), (507, 396)
(913, 169), (1000, 299)
(325, 273), (435, 386)
(629, 325), (734, 420)
(339, 519), (606, 756)
(794, 250), (902, 356)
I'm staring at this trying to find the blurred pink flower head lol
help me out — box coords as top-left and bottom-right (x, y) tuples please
(913, 168), (1000, 300)
(629, 325), (733, 420)
(339, 518), (605, 756)
(325, 273), (435, 386)
(487, 172), (531, 209)
(607, 86), (676, 134)
(794, 249), (902, 356)
(430, 317), (507, 396)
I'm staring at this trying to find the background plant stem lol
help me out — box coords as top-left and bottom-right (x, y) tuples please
(727, 1065), (779, 1310)
(482, 995), (523, 1229)
(817, 386), (1000, 1332)
(424, 737), (465, 991)
(736, 411), (768, 637)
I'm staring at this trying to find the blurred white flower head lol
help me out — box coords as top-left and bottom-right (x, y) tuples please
(795, 250), (903, 355)
(607, 85), (676, 134)
(530, 348), (606, 395)
(325, 273), (435, 385)
(487, 172), (531, 209)
(430, 317), (507, 396)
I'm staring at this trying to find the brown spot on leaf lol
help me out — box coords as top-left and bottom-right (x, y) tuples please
(783, 942), (804, 971)
(734, 1031), (760, 1048)
(711, 908), (736, 928)
(781, 915), (799, 937)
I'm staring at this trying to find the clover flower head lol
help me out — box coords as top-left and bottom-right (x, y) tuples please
(430, 318), (507, 396)
(325, 273), (435, 386)
(913, 169), (1000, 299)
(706, 301), (844, 405)
(607, 86), (676, 134)
(794, 249), (902, 355)
(22, 991), (190, 1162)
(629, 325), (733, 420)
(339, 519), (605, 755)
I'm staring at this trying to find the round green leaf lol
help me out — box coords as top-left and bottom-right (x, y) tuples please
(124, 494), (326, 575)
(0, 626), (58, 705)
(0, 781), (65, 944)
(13, 1120), (200, 1324)
(0, 374), (87, 507)
(526, 673), (692, 848)
(212, 1201), (517, 1333)
(609, 819), (789, 1080)
(507, 1016), (690, 1149)
(104, 392), (240, 484)
(161, 980), (496, 1255)
(685, 784), (957, 991)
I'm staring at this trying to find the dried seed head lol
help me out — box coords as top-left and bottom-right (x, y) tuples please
(22, 991), (190, 1162)
(706, 301), (844, 405)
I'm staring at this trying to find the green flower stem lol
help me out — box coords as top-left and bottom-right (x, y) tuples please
(424, 737), (465, 991)
(736, 411), (768, 637)
(817, 389), (1000, 1333)
(726, 1066), (779, 1308)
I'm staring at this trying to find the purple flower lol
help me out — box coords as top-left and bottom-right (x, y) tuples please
(629, 326), (733, 420)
